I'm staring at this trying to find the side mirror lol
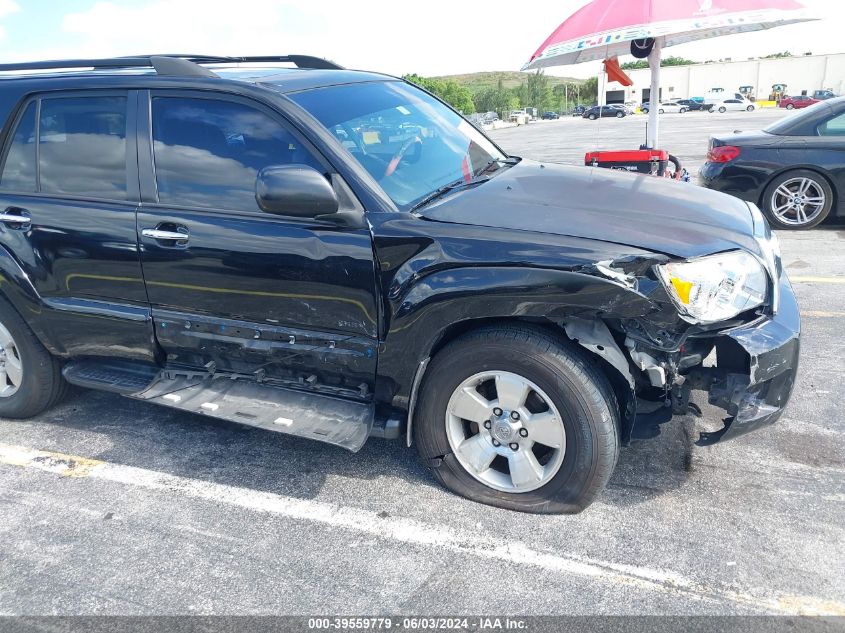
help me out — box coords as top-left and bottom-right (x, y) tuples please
(255, 164), (339, 218)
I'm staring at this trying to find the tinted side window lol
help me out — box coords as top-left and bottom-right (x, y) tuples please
(152, 97), (325, 211)
(0, 102), (37, 192)
(818, 112), (845, 136)
(39, 96), (128, 199)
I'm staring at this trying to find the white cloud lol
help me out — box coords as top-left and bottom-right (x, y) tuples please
(53, 0), (575, 76)
(0, 0), (19, 40)
(1, 0), (841, 78)
(0, 0), (19, 17)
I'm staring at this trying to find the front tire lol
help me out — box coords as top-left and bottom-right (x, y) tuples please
(786, 103), (795, 110)
(0, 297), (68, 418)
(718, 106), (727, 113)
(762, 169), (834, 230)
(746, 105), (755, 112)
(414, 326), (619, 514)
(588, 114), (597, 120)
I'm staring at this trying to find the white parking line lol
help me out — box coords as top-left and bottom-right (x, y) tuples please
(1, 442), (843, 616)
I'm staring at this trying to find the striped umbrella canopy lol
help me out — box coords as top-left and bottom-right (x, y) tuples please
(523, 0), (815, 147)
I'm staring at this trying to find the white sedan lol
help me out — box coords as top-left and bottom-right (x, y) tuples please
(643, 102), (688, 114)
(710, 99), (756, 113)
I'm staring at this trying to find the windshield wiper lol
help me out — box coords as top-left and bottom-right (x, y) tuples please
(474, 156), (520, 177)
(409, 175), (491, 213)
(410, 157), (519, 213)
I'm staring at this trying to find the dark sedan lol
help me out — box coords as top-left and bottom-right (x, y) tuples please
(583, 105), (626, 120)
(673, 99), (707, 112)
(700, 97), (845, 229)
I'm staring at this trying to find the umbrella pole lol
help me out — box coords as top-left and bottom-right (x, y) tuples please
(647, 39), (662, 149)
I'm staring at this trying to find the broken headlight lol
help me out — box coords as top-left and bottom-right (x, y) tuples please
(656, 251), (767, 324)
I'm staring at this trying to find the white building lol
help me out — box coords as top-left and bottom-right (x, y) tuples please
(603, 52), (845, 104)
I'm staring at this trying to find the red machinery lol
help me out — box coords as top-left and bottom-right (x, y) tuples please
(584, 149), (684, 179)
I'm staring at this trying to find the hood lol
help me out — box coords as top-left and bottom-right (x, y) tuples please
(419, 159), (761, 259)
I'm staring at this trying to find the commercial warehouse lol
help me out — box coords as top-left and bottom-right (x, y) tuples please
(603, 52), (845, 104)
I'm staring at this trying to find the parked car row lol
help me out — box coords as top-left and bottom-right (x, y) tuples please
(640, 98), (755, 114)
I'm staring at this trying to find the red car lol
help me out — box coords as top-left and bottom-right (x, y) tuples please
(779, 95), (820, 110)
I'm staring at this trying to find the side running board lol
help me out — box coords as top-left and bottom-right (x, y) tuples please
(63, 360), (159, 395)
(131, 370), (374, 452)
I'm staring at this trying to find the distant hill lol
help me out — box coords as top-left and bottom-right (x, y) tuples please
(432, 71), (583, 94)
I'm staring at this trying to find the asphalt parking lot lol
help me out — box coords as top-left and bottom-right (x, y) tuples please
(1, 110), (844, 618)
(488, 107), (789, 176)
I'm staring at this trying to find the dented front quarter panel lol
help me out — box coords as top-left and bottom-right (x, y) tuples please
(368, 213), (674, 407)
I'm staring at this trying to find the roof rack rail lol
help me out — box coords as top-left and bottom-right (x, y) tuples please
(0, 56), (219, 78)
(0, 54), (343, 77)
(138, 54), (344, 70)
(224, 55), (344, 70)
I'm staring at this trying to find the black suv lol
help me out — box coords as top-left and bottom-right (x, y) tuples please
(0, 55), (799, 513)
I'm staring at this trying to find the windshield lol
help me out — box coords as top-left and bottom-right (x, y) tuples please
(290, 81), (507, 210)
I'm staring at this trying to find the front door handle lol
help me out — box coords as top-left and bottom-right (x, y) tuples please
(141, 226), (189, 244)
(0, 207), (31, 229)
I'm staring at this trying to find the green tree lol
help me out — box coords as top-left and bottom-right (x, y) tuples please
(582, 76), (598, 105)
(552, 82), (582, 112)
(518, 70), (554, 112)
(472, 78), (518, 118)
(402, 74), (475, 113)
(621, 55), (696, 70)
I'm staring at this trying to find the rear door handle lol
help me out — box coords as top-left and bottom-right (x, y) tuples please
(0, 207), (31, 229)
(141, 226), (189, 244)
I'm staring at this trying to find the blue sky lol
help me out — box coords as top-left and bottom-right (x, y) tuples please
(0, 0), (841, 78)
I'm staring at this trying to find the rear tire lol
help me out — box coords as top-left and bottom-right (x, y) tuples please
(0, 296), (67, 418)
(414, 325), (619, 514)
(762, 169), (834, 230)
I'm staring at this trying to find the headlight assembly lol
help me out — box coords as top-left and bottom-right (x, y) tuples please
(656, 251), (768, 324)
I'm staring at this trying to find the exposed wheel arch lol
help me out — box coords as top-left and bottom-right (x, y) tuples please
(406, 317), (634, 449)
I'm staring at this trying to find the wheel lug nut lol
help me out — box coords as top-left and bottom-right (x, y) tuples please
(510, 411), (520, 421)
(493, 408), (503, 417)
(518, 428), (528, 438)
(483, 420), (492, 430)
(509, 443), (519, 451)
(492, 439), (501, 447)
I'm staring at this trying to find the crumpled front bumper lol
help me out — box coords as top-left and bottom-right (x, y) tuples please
(696, 271), (801, 446)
